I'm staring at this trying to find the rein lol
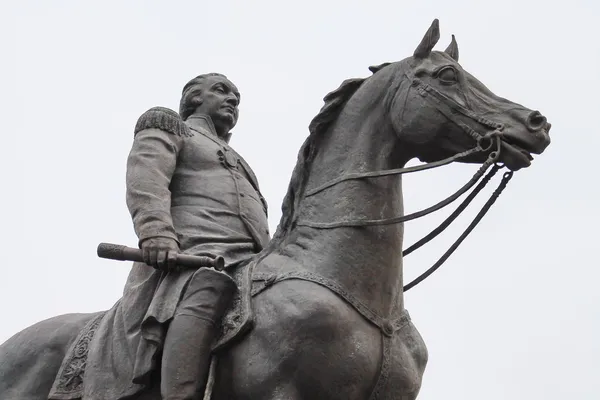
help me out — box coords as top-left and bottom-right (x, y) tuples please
(298, 137), (500, 229)
(297, 72), (514, 290)
(403, 169), (512, 291)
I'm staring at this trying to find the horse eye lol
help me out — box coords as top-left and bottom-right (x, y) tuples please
(437, 67), (457, 84)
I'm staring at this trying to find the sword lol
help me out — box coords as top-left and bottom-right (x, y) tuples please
(97, 242), (225, 271)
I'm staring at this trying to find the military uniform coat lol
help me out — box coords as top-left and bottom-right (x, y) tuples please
(84, 108), (269, 399)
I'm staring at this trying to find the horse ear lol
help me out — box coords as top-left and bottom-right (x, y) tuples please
(444, 34), (459, 61)
(414, 19), (440, 59)
(368, 62), (391, 74)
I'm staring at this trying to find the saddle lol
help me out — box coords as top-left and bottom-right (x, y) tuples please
(213, 258), (261, 351)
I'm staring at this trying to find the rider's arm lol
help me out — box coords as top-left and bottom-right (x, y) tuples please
(125, 107), (185, 246)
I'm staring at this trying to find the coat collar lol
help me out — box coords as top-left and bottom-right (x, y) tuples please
(185, 114), (233, 143)
(185, 115), (219, 138)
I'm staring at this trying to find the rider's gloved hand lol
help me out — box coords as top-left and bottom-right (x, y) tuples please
(140, 237), (180, 272)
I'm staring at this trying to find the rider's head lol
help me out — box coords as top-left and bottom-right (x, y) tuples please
(179, 73), (240, 139)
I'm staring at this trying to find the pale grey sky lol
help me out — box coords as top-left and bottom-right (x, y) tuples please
(1, 1), (599, 399)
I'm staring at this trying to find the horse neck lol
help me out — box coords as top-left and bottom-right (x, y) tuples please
(286, 90), (412, 316)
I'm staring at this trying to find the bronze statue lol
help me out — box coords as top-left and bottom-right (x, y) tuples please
(0, 20), (551, 400)
(83, 72), (270, 399)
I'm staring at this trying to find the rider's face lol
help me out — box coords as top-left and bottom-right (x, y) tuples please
(194, 76), (240, 132)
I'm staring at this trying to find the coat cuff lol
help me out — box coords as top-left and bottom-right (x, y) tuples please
(132, 211), (179, 246)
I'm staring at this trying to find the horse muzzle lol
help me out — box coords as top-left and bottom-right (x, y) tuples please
(498, 113), (551, 170)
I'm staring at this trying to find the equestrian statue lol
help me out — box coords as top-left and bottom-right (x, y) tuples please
(0, 20), (551, 400)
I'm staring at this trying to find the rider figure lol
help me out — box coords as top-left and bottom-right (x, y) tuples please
(85, 73), (270, 399)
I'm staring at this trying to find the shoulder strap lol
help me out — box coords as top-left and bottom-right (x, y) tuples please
(134, 107), (193, 137)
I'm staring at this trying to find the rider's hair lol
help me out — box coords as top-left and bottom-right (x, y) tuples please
(179, 73), (228, 120)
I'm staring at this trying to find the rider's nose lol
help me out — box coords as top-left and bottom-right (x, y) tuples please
(226, 95), (239, 107)
(526, 111), (547, 132)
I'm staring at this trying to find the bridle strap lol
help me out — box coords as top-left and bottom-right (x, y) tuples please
(413, 78), (504, 132)
(403, 170), (513, 291)
(304, 75), (504, 200)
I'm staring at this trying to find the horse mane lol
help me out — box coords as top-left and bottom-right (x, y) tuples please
(266, 63), (391, 250)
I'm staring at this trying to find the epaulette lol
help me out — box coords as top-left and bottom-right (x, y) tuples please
(134, 107), (193, 137)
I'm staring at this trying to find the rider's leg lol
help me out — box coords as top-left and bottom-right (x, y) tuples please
(160, 268), (236, 400)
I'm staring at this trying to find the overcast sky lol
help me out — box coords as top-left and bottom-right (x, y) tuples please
(1, 1), (599, 399)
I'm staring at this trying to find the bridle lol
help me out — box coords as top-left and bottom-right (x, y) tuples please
(297, 70), (514, 291)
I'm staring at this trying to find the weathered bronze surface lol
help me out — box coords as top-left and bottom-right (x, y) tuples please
(0, 20), (550, 400)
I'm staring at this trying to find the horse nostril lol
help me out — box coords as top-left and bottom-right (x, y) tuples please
(526, 111), (547, 132)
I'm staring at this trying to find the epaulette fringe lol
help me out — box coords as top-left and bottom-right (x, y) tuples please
(134, 107), (193, 137)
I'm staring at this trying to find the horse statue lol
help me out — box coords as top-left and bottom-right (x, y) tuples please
(0, 20), (550, 400)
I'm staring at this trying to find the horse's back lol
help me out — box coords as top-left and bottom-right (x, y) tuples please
(0, 312), (100, 400)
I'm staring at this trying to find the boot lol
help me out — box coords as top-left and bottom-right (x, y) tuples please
(161, 268), (236, 400)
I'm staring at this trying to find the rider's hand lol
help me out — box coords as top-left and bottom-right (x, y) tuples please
(140, 237), (179, 272)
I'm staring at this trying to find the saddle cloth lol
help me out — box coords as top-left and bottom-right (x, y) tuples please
(47, 260), (262, 399)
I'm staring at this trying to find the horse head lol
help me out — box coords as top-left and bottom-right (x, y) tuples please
(378, 19), (551, 171)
